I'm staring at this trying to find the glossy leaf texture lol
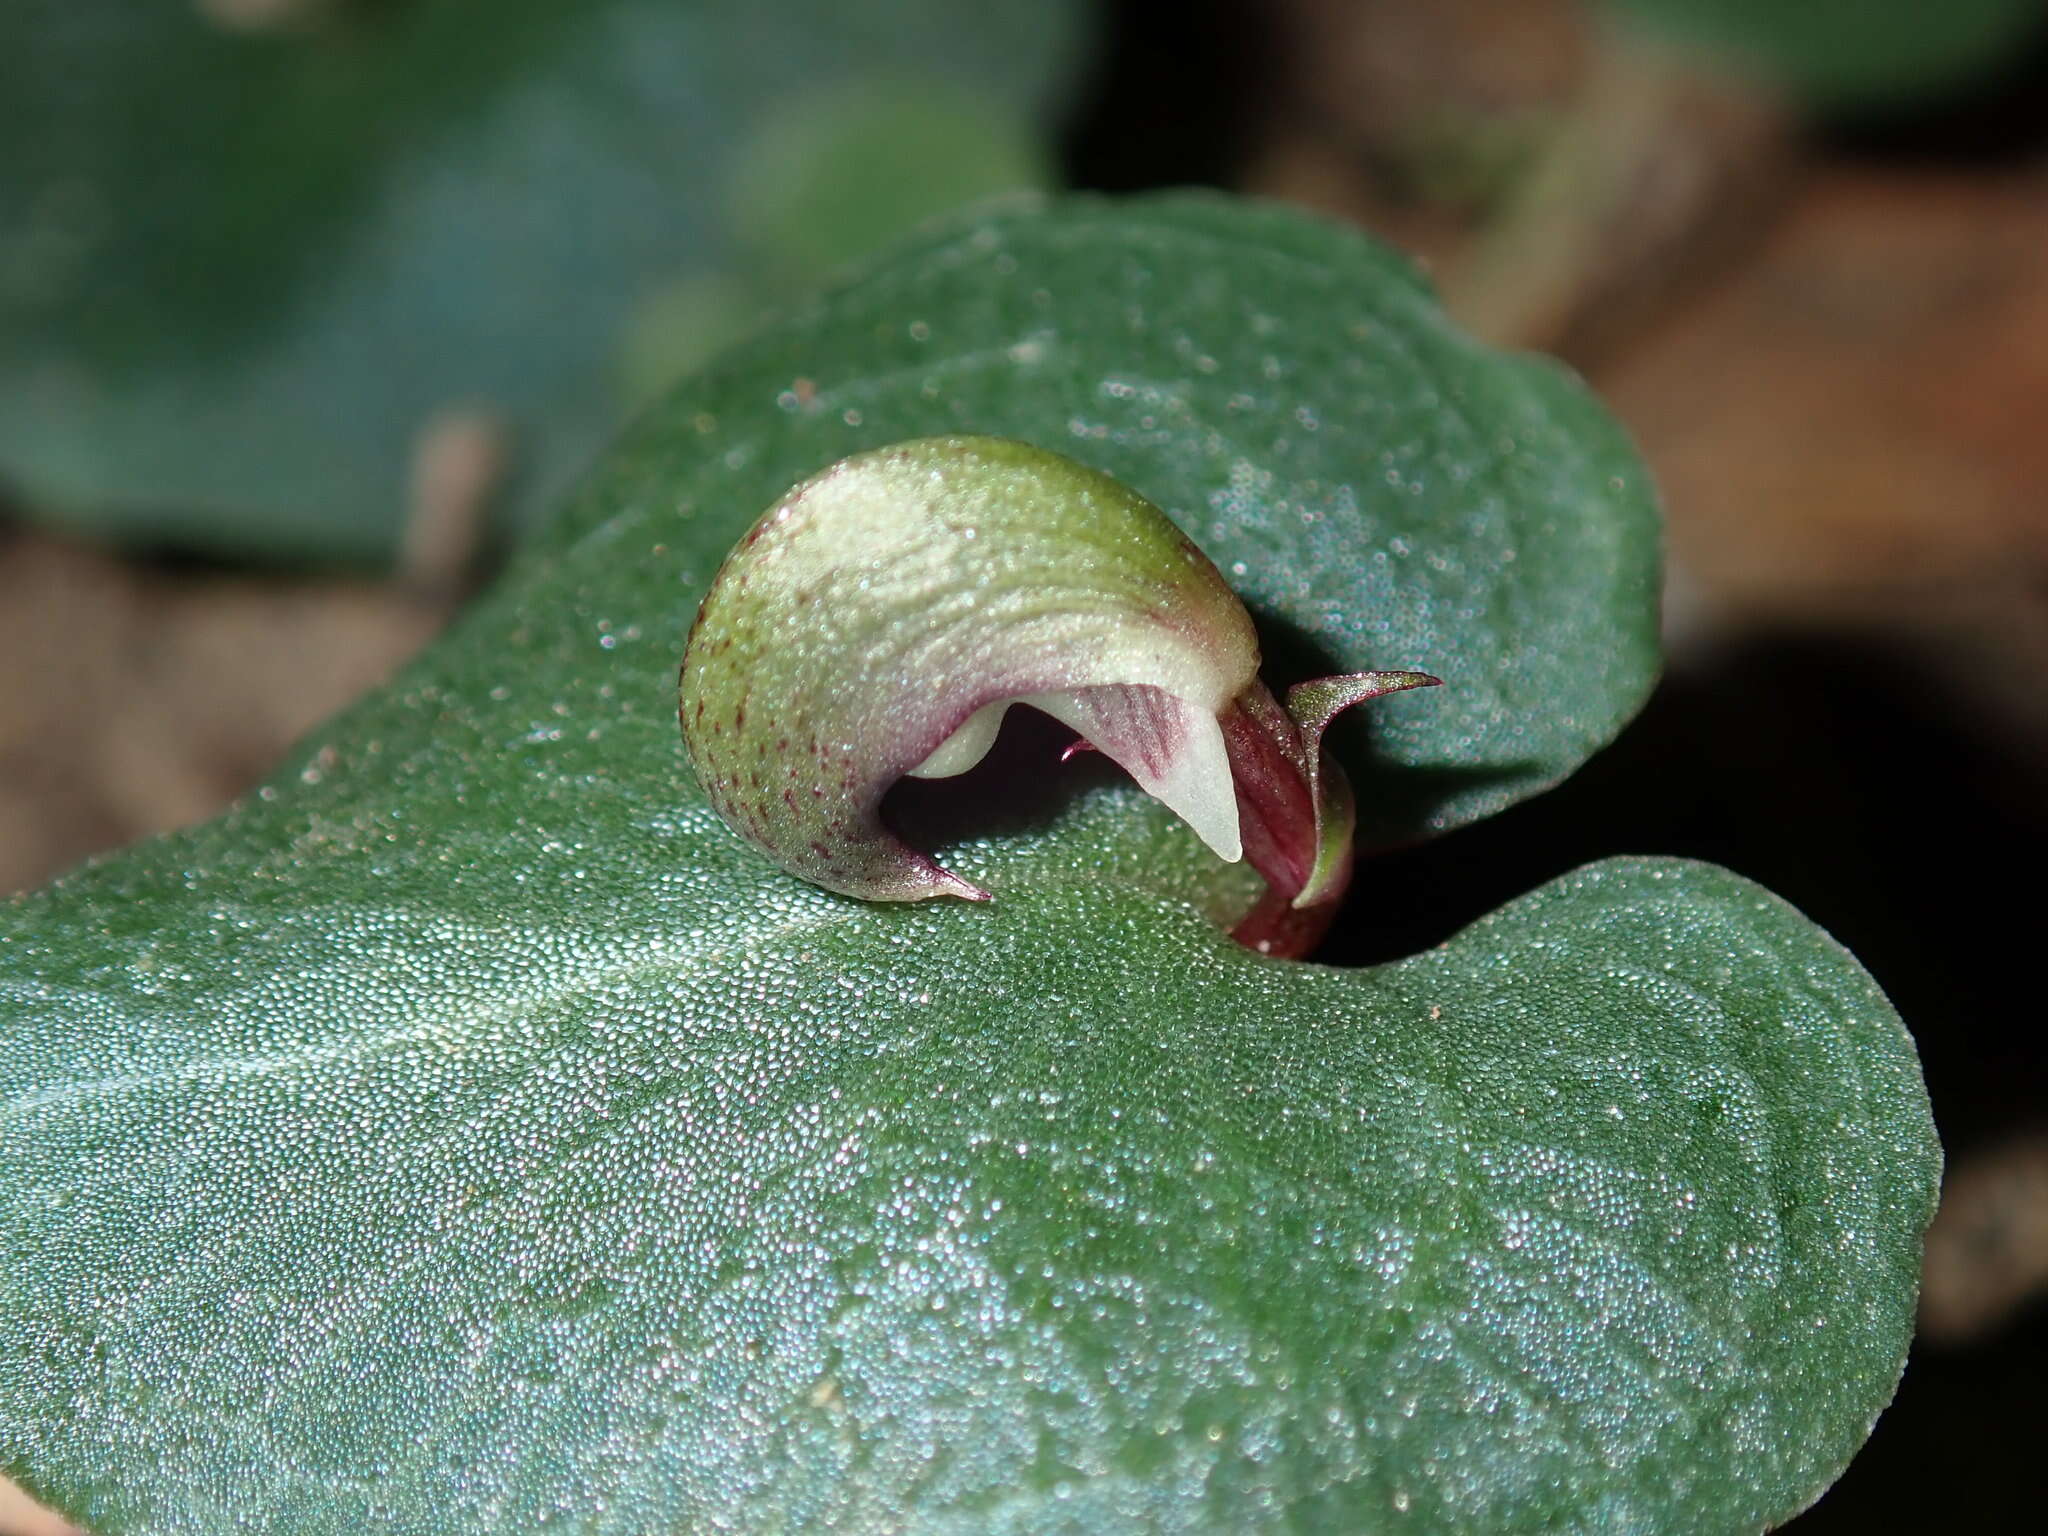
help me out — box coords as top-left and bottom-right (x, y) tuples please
(0, 197), (1933, 1534)
(612, 194), (1660, 846)
(0, 0), (1074, 563)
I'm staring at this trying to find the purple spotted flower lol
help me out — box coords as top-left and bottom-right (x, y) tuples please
(680, 436), (1437, 957)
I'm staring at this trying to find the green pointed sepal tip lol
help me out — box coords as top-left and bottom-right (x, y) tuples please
(1287, 671), (1441, 912)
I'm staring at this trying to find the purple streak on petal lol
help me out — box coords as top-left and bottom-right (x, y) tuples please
(1030, 685), (1242, 863)
(1223, 670), (1442, 957)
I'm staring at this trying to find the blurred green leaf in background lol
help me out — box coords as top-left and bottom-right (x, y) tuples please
(0, 0), (1079, 566)
(1603, 0), (2046, 109)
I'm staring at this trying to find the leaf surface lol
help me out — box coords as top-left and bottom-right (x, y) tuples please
(0, 196), (1931, 1534)
(553, 193), (1662, 842)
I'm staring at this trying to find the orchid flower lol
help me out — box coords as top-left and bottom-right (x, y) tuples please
(679, 436), (1437, 957)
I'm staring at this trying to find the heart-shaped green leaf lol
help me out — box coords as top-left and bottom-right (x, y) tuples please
(0, 196), (1931, 1534)
(0, 0), (1074, 563)
(549, 193), (1662, 846)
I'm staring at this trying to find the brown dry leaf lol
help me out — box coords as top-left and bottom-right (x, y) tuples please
(1601, 166), (2048, 622)
(1246, 0), (1590, 281)
(1244, 0), (1790, 355)
(0, 531), (455, 898)
(1266, 0), (1589, 160)
(1922, 1130), (2048, 1344)
(0, 1475), (74, 1536)
(1599, 165), (2048, 742)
